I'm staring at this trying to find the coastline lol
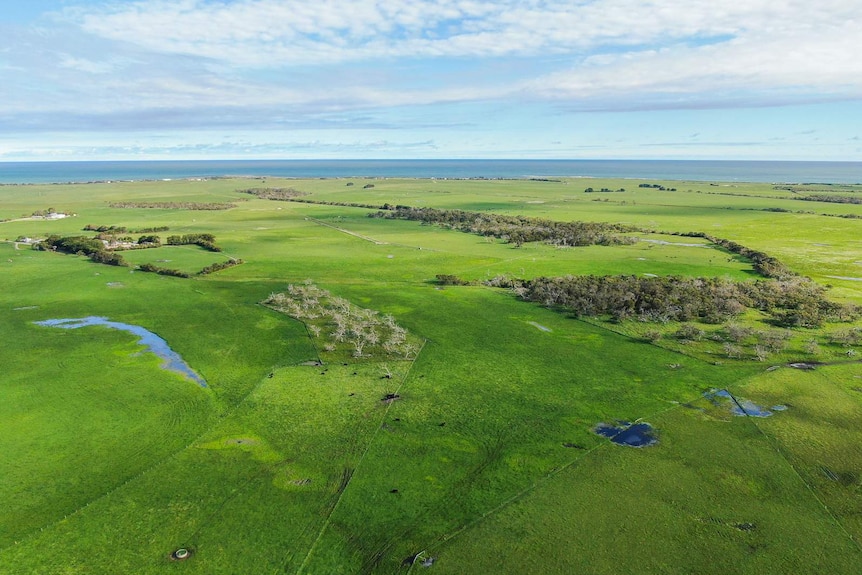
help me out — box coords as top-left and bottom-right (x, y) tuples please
(1, 159), (862, 185)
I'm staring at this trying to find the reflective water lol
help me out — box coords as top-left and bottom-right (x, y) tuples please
(708, 389), (776, 417)
(594, 421), (658, 447)
(35, 316), (206, 387)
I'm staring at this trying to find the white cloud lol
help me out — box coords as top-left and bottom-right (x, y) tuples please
(69, 0), (861, 66)
(54, 0), (862, 111)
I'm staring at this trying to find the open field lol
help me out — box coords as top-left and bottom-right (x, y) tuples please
(2, 176), (862, 574)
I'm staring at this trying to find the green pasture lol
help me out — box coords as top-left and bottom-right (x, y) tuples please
(119, 245), (233, 275)
(1, 176), (861, 574)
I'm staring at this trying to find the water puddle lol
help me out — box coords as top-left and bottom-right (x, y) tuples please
(705, 389), (783, 417)
(34, 316), (206, 387)
(594, 421), (658, 447)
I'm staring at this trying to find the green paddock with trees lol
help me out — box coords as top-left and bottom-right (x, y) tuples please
(1, 175), (861, 574)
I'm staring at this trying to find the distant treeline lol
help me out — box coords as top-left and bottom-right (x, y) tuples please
(796, 195), (862, 205)
(638, 183), (678, 191)
(370, 205), (637, 247)
(108, 201), (235, 210)
(237, 187), (308, 200)
(584, 187), (626, 193)
(484, 274), (858, 328)
(84, 224), (170, 233)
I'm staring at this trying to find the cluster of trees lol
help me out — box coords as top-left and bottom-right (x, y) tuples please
(493, 274), (857, 328)
(108, 201), (234, 210)
(136, 235), (161, 246)
(370, 206), (637, 247)
(237, 187), (308, 200)
(584, 187), (625, 193)
(35, 235), (127, 266)
(263, 281), (416, 359)
(638, 183), (678, 191)
(166, 233), (221, 252)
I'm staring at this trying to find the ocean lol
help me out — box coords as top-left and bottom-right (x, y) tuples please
(1, 159), (861, 185)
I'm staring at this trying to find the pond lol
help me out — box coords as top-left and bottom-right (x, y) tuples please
(34, 316), (206, 387)
(594, 421), (658, 447)
(706, 389), (784, 417)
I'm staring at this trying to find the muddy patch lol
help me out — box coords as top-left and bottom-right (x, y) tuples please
(594, 421), (657, 447)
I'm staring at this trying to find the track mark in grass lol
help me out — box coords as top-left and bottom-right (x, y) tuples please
(527, 321), (551, 332)
(417, 400), (693, 564)
(294, 339), (428, 575)
(304, 217), (388, 245)
(706, 389), (780, 418)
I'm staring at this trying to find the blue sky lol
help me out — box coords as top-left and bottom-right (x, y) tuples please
(1, 0), (861, 161)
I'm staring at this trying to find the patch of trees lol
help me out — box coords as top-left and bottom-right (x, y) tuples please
(263, 281), (417, 359)
(108, 201), (235, 210)
(370, 206), (637, 247)
(585, 187), (625, 193)
(35, 235), (128, 267)
(638, 183), (677, 191)
(137, 235), (161, 246)
(237, 187), (308, 200)
(166, 233), (221, 252)
(498, 274), (857, 328)
(30, 208), (60, 217)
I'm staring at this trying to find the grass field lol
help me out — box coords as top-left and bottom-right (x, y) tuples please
(1, 176), (861, 574)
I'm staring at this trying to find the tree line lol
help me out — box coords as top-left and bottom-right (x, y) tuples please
(83, 224), (170, 233)
(108, 201), (235, 210)
(484, 274), (858, 328)
(370, 205), (638, 247)
(236, 187), (308, 200)
(137, 258), (243, 278)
